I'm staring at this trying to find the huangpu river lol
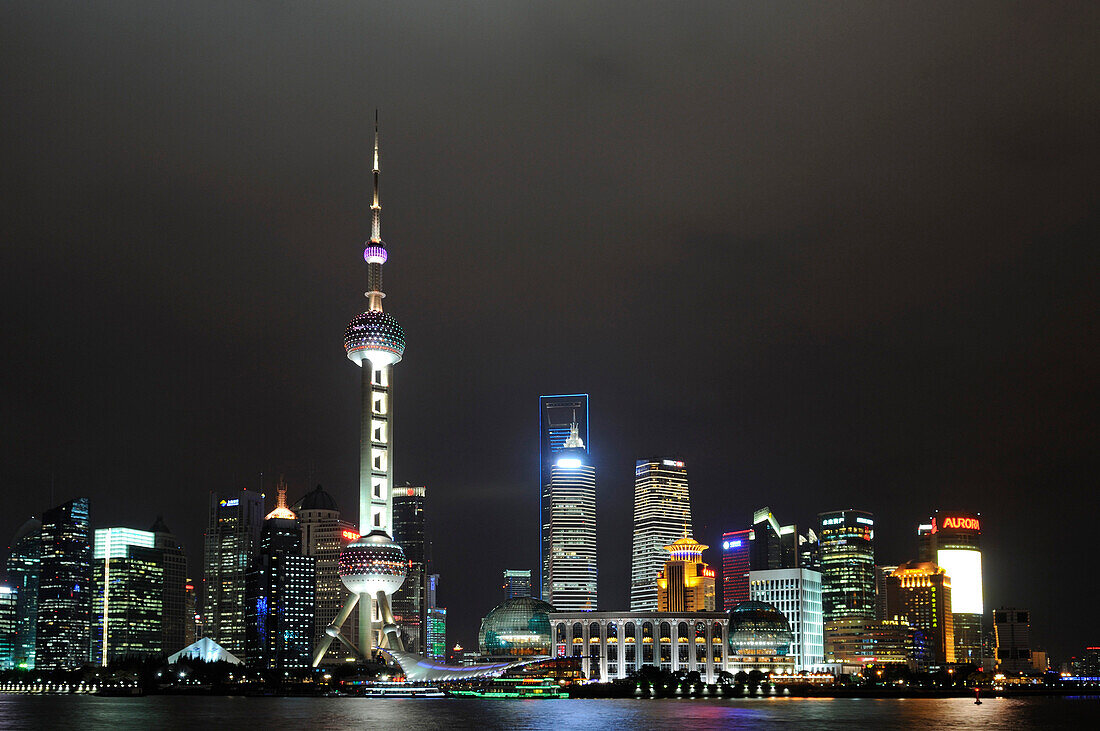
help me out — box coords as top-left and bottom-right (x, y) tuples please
(1, 695), (1098, 729)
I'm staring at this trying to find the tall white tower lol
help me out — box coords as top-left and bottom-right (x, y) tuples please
(544, 421), (598, 610)
(313, 114), (408, 666)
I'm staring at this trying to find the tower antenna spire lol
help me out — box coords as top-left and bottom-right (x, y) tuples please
(371, 109), (381, 244)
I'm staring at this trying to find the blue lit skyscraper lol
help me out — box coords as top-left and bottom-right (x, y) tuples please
(539, 394), (589, 600)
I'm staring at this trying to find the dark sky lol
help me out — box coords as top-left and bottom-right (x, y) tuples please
(2, 2), (1096, 661)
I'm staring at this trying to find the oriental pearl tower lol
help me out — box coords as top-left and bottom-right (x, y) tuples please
(312, 114), (408, 666)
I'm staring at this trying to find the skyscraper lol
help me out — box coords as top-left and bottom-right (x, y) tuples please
(630, 459), (690, 611)
(245, 484), (316, 669)
(544, 421), (598, 611)
(749, 567), (824, 670)
(5, 517), (40, 669)
(886, 561), (955, 666)
(918, 511), (984, 664)
(875, 564), (899, 622)
(203, 489), (264, 658)
(656, 536), (716, 612)
(748, 507), (798, 571)
(151, 516), (188, 654)
(293, 484), (360, 661)
(819, 509), (876, 622)
(0, 584), (16, 670)
(539, 394), (589, 600)
(993, 607), (1032, 674)
(91, 528), (163, 664)
(36, 497), (92, 670)
(720, 528), (751, 610)
(392, 485), (427, 652)
(503, 569), (532, 600)
(426, 574), (446, 660)
(313, 115), (410, 664)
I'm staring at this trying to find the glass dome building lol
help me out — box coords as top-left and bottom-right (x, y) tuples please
(727, 601), (796, 673)
(478, 597), (554, 657)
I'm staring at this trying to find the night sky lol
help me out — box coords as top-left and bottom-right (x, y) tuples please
(2, 3), (1096, 660)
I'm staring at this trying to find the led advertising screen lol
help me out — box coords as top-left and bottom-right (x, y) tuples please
(937, 548), (983, 614)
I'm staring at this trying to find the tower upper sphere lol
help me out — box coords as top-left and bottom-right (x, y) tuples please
(344, 309), (405, 367)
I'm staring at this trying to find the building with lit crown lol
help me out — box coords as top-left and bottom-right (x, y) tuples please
(503, 569), (532, 600)
(203, 489), (264, 658)
(657, 536), (715, 612)
(544, 422), (598, 611)
(630, 459), (691, 611)
(823, 616), (916, 667)
(539, 394), (589, 600)
(313, 116), (409, 664)
(918, 511), (983, 664)
(720, 529), (751, 610)
(819, 509), (876, 622)
(749, 507), (798, 571)
(91, 528), (163, 663)
(245, 483), (316, 669)
(392, 485), (428, 652)
(749, 568), (823, 670)
(886, 561), (954, 666)
(36, 498), (92, 670)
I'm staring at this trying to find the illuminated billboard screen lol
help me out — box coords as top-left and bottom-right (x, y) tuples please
(937, 548), (983, 614)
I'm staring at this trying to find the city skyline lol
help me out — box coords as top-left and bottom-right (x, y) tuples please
(1, 3), (1095, 664)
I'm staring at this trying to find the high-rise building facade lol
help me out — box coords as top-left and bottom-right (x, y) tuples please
(886, 561), (955, 666)
(0, 584), (16, 669)
(5, 517), (40, 669)
(151, 517), (188, 655)
(392, 485), (427, 652)
(819, 509), (876, 622)
(918, 511), (983, 664)
(36, 497), (92, 670)
(656, 536), (715, 612)
(993, 607), (1032, 674)
(503, 570), (533, 600)
(875, 564), (899, 622)
(630, 459), (690, 611)
(203, 489), (264, 658)
(426, 574), (446, 660)
(720, 529), (751, 610)
(540, 394), (589, 600)
(824, 617), (915, 666)
(544, 422), (598, 610)
(748, 507), (798, 571)
(245, 485), (316, 669)
(91, 528), (163, 664)
(749, 568), (824, 670)
(293, 484), (360, 661)
(313, 117), (411, 664)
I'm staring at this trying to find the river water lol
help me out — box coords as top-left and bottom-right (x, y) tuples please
(1, 694), (1096, 729)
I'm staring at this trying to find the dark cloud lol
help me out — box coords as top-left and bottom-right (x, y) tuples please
(1, 2), (1096, 659)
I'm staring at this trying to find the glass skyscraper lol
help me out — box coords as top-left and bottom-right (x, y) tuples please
(630, 459), (691, 611)
(203, 489), (264, 658)
(818, 509), (876, 622)
(392, 485), (428, 652)
(91, 528), (163, 664)
(539, 394), (589, 600)
(543, 421), (597, 610)
(720, 529), (751, 610)
(503, 569), (532, 599)
(36, 498), (92, 670)
(151, 517), (188, 655)
(5, 517), (40, 669)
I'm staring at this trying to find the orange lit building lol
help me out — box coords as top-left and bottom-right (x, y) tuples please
(657, 537), (716, 612)
(886, 561), (955, 666)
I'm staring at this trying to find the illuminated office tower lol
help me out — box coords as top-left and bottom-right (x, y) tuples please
(886, 561), (955, 666)
(203, 489), (264, 658)
(540, 394), (589, 599)
(503, 570), (532, 599)
(918, 511), (983, 664)
(748, 507), (798, 571)
(245, 484), (316, 669)
(720, 529), (751, 610)
(630, 459), (691, 611)
(5, 518), (40, 669)
(36, 498), (92, 670)
(0, 584), (16, 669)
(656, 536), (715, 612)
(818, 509), (876, 622)
(426, 574), (446, 660)
(545, 422), (598, 610)
(151, 517), (188, 654)
(392, 485), (428, 652)
(91, 528), (163, 664)
(313, 115), (409, 665)
(749, 567), (824, 670)
(184, 580), (198, 646)
(294, 485), (360, 660)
